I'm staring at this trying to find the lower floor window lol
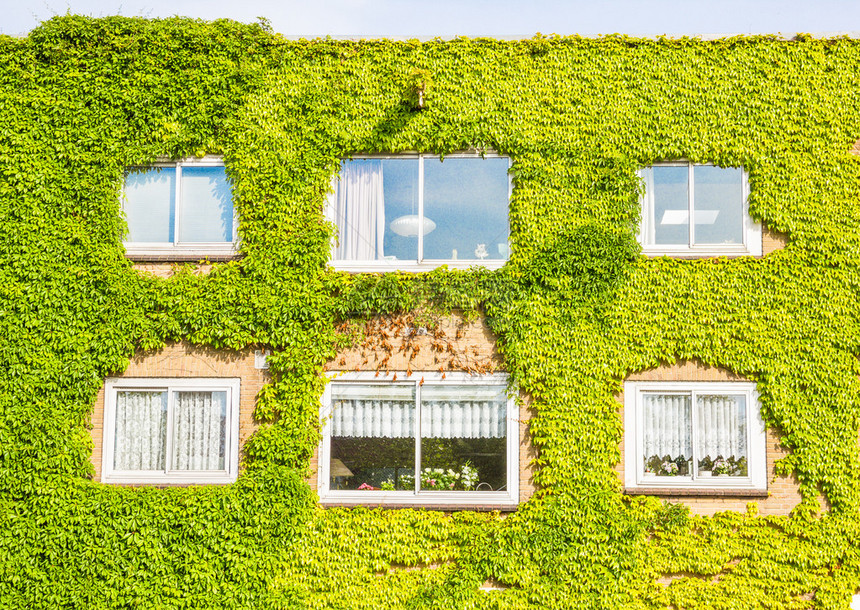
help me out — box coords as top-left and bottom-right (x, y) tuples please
(102, 378), (240, 484)
(319, 372), (518, 506)
(623, 381), (766, 489)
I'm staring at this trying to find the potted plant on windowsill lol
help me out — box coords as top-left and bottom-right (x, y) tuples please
(712, 458), (732, 477)
(698, 455), (714, 477)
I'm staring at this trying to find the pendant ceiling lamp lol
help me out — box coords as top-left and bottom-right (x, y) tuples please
(390, 214), (436, 237)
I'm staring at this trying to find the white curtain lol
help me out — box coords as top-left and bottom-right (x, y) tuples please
(114, 391), (167, 470)
(330, 384), (507, 439)
(326, 160), (386, 260)
(642, 394), (692, 460)
(421, 399), (506, 439)
(696, 394), (746, 460)
(332, 399), (415, 438)
(172, 391), (227, 471)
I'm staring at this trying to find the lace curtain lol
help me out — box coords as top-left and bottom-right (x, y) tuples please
(172, 391), (227, 471)
(642, 393), (746, 460)
(696, 394), (746, 460)
(115, 391), (167, 470)
(642, 394), (692, 460)
(330, 385), (507, 439)
(326, 160), (386, 260)
(113, 390), (226, 472)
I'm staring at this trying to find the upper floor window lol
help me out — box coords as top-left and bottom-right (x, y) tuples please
(122, 157), (237, 258)
(639, 163), (761, 257)
(326, 153), (511, 271)
(102, 377), (240, 484)
(318, 372), (519, 506)
(623, 381), (766, 490)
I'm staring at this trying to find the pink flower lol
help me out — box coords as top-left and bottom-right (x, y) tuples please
(357, 483), (378, 490)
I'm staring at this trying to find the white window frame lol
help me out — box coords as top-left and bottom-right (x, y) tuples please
(102, 377), (240, 485)
(121, 156), (239, 258)
(318, 372), (519, 506)
(639, 162), (761, 257)
(328, 152), (512, 272)
(623, 381), (767, 490)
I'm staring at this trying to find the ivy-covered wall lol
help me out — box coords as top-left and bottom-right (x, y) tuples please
(1, 15), (860, 608)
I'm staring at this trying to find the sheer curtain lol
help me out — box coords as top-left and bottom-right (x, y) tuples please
(172, 391), (227, 470)
(330, 384), (507, 439)
(642, 394), (692, 460)
(114, 390), (167, 470)
(421, 385), (506, 438)
(696, 394), (746, 459)
(326, 160), (386, 260)
(331, 398), (415, 437)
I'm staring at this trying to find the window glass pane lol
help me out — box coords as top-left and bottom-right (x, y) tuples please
(693, 166), (744, 245)
(178, 166), (233, 243)
(171, 390), (227, 471)
(329, 383), (416, 490)
(114, 390), (167, 470)
(423, 157), (510, 261)
(419, 385), (507, 491)
(695, 394), (748, 477)
(641, 393), (692, 477)
(123, 168), (175, 242)
(330, 159), (419, 261)
(648, 166), (689, 246)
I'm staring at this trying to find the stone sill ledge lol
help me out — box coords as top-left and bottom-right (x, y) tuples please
(127, 254), (242, 262)
(625, 487), (768, 498)
(320, 503), (519, 512)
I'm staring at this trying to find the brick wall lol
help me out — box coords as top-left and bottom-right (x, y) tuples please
(130, 262), (215, 278)
(91, 316), (537, 505)
(90, 342), (268, 482)
(762, 224), (788, 255)
(129, 222), (787, 279)
(321, 313), (538, 506)
(616, 360), (811, 516)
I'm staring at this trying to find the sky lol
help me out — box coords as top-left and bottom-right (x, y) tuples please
(3, 0), (860, 39)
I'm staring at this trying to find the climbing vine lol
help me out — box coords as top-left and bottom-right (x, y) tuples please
(0, 15), (859, 608)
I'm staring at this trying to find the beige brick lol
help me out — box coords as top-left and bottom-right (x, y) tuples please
(130, 262), (215, 278)
(320, 312), (537, 503)
(762, 224), (788, 255)
(91, 342), (268, 482)
(618, 359), (817, 517)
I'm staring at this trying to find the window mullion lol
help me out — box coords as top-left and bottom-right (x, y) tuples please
(688, 163), (695, 247)
(414, 381), (421, 495)
(164, 388), (175, 475)
(690, 391), (699, 481)
(417, 156), (424, 263)
(646, 169), (656, 247)
(174, 165), (182, 246)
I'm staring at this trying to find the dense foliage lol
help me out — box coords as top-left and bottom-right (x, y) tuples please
(1, 15), (859, 608)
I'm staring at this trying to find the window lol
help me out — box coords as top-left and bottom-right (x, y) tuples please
(319, 372), (519, 506)
(623, 382), (766, 490)
(325, 153), (511, 271)
(639, 162), (761, 256)
(102, 378), (240, 484)
(121, 157), (237, 258)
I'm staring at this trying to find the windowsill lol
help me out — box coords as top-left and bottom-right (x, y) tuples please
(640, 246), (761, 258)
(330, 260), (507, 273)
(102, 474), (238, 485)
(124, 244), (240, 262)
(624, 487), (768, 498)
(319, 492), (517, 507)
(125, 252), (242, 262)
(320, 501), (519, 512)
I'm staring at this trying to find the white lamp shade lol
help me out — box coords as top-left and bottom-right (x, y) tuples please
(390, 215), (436, 237)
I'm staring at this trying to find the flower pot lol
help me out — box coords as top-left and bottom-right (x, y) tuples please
(698, 470), (712, 477)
